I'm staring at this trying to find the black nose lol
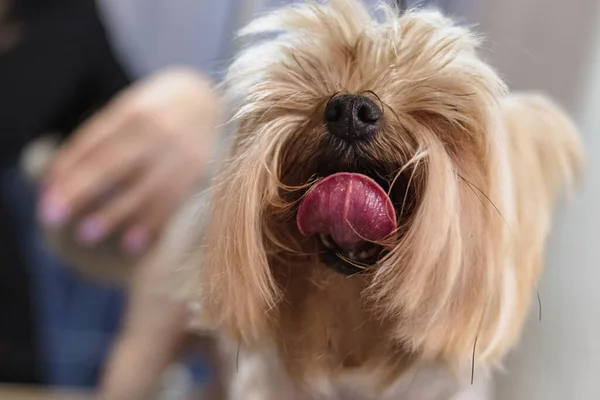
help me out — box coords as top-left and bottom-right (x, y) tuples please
(325, 94), (382, 142)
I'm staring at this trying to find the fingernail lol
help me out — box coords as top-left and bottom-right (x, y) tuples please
(76, 218), (107, 246)
(122, 227), (150, 255)
(39, 194), (69, 228)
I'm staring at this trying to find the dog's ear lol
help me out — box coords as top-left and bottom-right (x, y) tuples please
(368, 126), (509, 362)
(358, 10), (517, 365)
(503, 94), (584, 196)
(198, 127), (282, 343)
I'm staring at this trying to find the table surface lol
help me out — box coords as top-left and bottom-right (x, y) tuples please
(0, 386), (217, 400)
(0, 386), (92, 400)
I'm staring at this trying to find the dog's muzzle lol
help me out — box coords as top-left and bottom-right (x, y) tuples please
(290, 95), (394, 275)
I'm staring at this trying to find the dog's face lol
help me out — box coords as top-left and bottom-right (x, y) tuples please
(200, 0), (519, 384)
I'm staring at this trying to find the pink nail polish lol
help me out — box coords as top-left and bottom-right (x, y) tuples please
(122, 227), (149, 255)
(39, 195), (69, 228)
(76, 218), (107, 246)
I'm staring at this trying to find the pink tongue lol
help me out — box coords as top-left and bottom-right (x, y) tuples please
(296, 173), (397, 251)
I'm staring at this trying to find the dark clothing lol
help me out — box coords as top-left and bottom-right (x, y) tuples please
(0, 171), (41, 384)
(0, 0), (129, 160)
(0, 0), (129, 384)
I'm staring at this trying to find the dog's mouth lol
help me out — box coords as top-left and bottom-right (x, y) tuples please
(297, 172), (397, 275)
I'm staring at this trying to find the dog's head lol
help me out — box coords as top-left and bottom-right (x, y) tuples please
(199, 0), (518, 385)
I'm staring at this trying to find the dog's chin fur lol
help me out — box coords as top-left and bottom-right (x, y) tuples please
(189, 0), (583, 398)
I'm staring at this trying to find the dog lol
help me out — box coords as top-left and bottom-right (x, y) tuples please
(184, 0), (583, 399)
(28, 0), (582, 398)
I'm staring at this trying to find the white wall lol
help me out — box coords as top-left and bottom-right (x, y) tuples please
(467, 1), (600, 399)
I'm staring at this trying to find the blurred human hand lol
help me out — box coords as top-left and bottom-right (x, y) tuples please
(38, 68), (220, 255)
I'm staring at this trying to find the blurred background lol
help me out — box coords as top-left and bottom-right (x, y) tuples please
(1, 0), (599, 399)
(470, 0), (600, 399)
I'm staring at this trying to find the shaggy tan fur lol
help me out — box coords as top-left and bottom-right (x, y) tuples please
(191, 0), (583, 398)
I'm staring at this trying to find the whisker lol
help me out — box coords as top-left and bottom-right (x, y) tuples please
(398, 159), (421, 221)
(361, 90), (386, 118)
(309, 92), (341, 121)
(341, 217), (398, 249)
(537, 291), (543, 322)
(268, 247), (325, 258)
(382, 101), (403, 127)
(236, 340), (241, 373)
(457, 174), (515, 238)
(470, 335), (478, 385)
(256, 92), (305, 124)
(336, 253), (371, 269)
(387, 148), (428, 197)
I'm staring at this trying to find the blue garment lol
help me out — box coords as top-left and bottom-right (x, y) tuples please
(0, 163), (124, 387)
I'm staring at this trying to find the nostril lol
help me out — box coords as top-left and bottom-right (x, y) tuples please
(357, 104), (379, 124)
(325, 103), (344, 123)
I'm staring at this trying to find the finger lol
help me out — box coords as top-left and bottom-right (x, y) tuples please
(73, 164), (159, 247)
(73, 143), (183, 246)
(40, 127), (156, 228)
(120, 225), (152, 257)
(48, 104), (125, 181)
(120, 155), (204, 254)
(73, 140), (198, 247)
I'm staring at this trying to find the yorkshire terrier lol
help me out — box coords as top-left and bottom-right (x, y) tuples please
(188, 0), (583, 399)
(29, 0), (583, 399)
